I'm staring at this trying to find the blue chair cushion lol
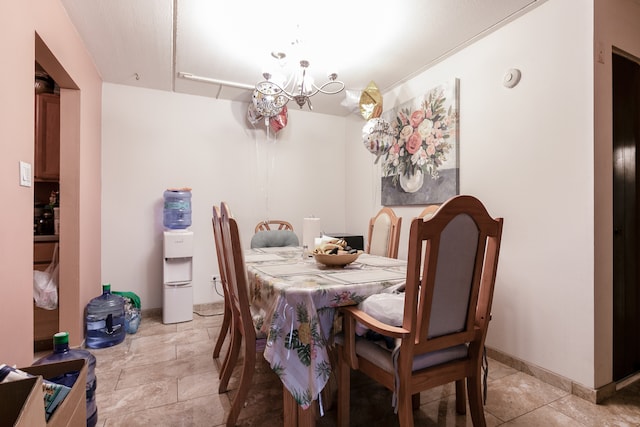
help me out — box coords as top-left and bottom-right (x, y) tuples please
(250, 230), (299, 248)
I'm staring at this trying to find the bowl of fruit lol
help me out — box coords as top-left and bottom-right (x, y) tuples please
(313, 239), (361, 267)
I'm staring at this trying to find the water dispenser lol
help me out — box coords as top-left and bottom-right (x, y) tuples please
(163, 230), (194, 324)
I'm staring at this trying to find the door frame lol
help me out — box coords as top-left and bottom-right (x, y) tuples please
(35, 34), (84, 347)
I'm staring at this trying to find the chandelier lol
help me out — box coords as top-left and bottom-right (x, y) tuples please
(255, 52), (345, 111)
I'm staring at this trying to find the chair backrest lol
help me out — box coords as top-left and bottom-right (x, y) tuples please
(211, 205), (229, 297)
(255, 220), (294, 233)
(250, 229), (299, 248)
(418, 204), (440, 219)
(216, 202), (257, 344)
(367, 207), (402, 258)
(401, 195), (503, 363)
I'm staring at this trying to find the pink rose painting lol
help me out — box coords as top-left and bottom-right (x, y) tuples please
(381, 79), (459, 205)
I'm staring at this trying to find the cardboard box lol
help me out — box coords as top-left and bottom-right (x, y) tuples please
(22, 359), (87, 427)
(0, 376), (47, 426)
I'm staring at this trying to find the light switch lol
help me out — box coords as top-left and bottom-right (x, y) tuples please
(19, 161), (32, 187)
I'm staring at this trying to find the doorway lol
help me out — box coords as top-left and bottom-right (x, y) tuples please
(33, 62), (61, 351)
(35, 33), (85, 350)
(612, 51), (640, 382)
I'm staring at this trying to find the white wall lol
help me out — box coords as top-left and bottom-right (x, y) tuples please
(102, 85), (347, 309)
(344, 0), (597, 388)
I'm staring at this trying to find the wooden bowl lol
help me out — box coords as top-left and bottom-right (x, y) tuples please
(313, 251), (360, 267)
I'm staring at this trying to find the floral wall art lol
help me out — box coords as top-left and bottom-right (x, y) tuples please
(379, 79), (459, 205)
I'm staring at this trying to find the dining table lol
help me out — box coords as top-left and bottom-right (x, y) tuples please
(244, 246), (407, 426)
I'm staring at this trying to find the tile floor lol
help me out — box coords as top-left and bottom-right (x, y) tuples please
(84, 307), (640, 426)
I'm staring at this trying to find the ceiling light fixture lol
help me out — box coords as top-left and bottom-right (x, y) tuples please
(255, 52), (345, 110)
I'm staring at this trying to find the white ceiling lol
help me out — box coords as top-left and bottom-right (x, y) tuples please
(60, 0), (543, 116)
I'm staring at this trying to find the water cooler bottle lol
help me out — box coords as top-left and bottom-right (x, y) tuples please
(163, 230), (194, 324)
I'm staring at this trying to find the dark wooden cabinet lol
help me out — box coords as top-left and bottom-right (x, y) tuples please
(33, 241), (56, 271)
(34, 93), (60, 181)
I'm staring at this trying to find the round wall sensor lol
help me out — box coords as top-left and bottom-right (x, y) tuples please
(503, 68), (521, 88)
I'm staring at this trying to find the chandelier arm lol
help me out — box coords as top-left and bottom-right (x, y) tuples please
(256, 80), (344, 98)
(254, 60), (345, 111)
(309, 80), (346, 95)
(255, 81), (295, 102)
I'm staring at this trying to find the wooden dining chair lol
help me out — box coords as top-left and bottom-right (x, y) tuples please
(418, 204), (440, 219)
(254, 219), (294, 233)
(250, 229), (299, 248)
(366, 207), (402, 258)
(211, 206), (232, 376)
(337, 195), (503, 427)
(216, 202), (267, 427)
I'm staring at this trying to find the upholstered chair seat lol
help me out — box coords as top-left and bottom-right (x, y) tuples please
(250, 229), (299, 248)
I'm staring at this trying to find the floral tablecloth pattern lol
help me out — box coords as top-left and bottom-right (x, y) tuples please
(245, 247), (407, 409)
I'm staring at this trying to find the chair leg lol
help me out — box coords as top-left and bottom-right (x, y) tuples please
(219, 335), (233, 383)
(467, 374), (486, 427)
(336, 347), (350, 427)
(213, 302), (231, 361)
(226, 345), (256, 427)
(455, 379), (467, 415)
(215, 306), (232, 380)
(396, 377), (414, 427)
(219, 326), (241, 394)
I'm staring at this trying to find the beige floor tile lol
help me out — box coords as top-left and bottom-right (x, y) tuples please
(92, 349), (137, 371)
(501, 405), (586, 426)
(419, 383), (455, 405)
(104, 394), (229, 427)
(98, 378), (178, 419)
(176, 312), (223, 332)
(90, 337), (176, 372)
(487, 358), (519, 380)
(128, 328), (209, 352)
(178, 369), (220, 401)
(94, 366), (122, 393)
(418, 393), (503, 427)
(483, 371), (569, 422)
(132, 316), (178, 338)
(125, 344), (178, 369)
(116, 353), (216, 390)
(92, 314), (640, 426)
(176, 338), (215, 359)
(208, 325), (226, 341)
(549, 393), (640, 427)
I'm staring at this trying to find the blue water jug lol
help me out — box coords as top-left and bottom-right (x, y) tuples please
(33, 332), (98, 427)
(163, 189), (192, 229)
(85, 283), (126, 349)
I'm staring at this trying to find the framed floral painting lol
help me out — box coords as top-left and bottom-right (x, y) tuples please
(380, 79), (459, 206)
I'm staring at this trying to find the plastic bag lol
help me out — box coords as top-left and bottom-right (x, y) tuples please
(113, 291), (142, 334)
(355, 292), (405, 336)
(33, 243), (59, 310)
